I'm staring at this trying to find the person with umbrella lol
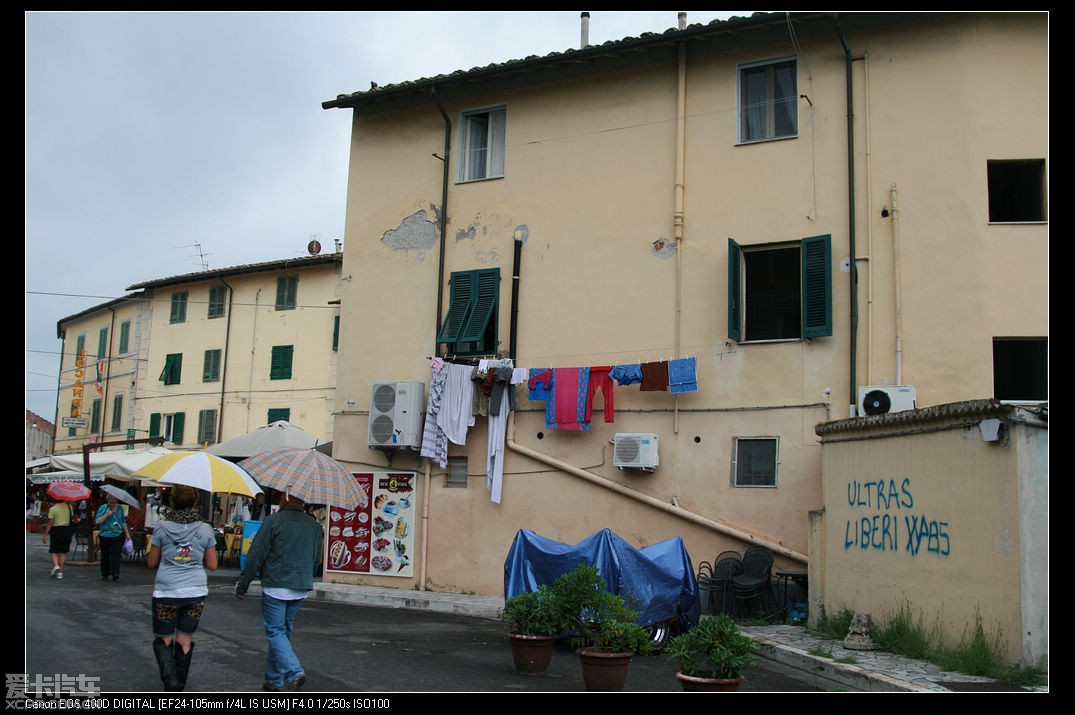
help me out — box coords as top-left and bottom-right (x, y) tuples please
(94, 488), (132, 581)
(234, 491), (323, 692)
(146, 485), (217, 692)
(41, 494), (76, 579)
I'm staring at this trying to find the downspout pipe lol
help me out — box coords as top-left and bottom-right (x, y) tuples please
(505, 413), (806, 564)
(217, 278), (235, 442)
(432, 88), (451, 348)
(672, 31), (687, 433)
(833, 13), (859, 416)
(509, 235), (521, 360)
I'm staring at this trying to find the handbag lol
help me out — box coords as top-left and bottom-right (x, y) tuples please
(122, 537), (134, 556)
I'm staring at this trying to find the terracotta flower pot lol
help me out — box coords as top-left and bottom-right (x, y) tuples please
(675, 672), (745, 691)
(508, 633), (557, 675)
(576, 648), (634, 691)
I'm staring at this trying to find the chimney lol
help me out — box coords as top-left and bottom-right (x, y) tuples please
(580, 12), (590, 49)
(678, 12), (687, 30)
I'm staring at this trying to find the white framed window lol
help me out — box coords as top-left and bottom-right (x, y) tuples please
(738, 57), (797, 143)
(733, 437), (778, 487)
(458, 107), (506, 182)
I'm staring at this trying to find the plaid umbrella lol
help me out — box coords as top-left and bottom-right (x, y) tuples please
(47, 480), (92, 502)
(132, 451), (263, 498)
(239, 446), (361, 510)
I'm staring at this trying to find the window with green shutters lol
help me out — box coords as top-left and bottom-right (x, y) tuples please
(436, 268), (500, 356)
(208, 285), (227, 318)
(267, 408), (291, 424)
(111, 394), (122, 431)
(275, 275), (298, 310)
(170, 292), (188, 324)
(203, 349), (222, 382)
(118, 320), (130, 354)
(150, 412), (185, 445)
(197, 409), (218, 444)
(75, 334), (85, 359)
(159, 353), (183, 385)
(727, 234), (831, 342)
(97, 327), (108, 358)
(90, 398), (101, 433)
(270, 345), (294, 380)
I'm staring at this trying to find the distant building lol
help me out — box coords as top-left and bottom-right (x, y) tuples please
(25, 410), (55, 461)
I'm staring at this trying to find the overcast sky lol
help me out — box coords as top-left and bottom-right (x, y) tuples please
(24, 10), (750, 424)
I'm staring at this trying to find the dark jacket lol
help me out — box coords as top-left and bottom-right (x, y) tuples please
(235, 506), (322, 595)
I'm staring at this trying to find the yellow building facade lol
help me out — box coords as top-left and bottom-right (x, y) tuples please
(323, 10), (1048, 612)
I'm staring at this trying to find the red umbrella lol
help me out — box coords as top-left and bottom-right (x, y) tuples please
(47, 480), (93, 502)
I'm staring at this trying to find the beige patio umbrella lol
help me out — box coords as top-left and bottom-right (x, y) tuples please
(205, 421), (323, 459)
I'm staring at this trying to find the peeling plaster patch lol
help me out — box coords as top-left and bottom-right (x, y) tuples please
(513, 225), (529, 245)
(455, 225), (478, 242)
(382, 210), (438, 260)
(652, 237), (678, 258)
(473, 247), (501, 264)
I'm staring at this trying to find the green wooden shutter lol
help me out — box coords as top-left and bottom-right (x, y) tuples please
(276, 276), (297, 310)
(332, 315), (340, 351)
(801, 234), (832, 338)
(172, 413), (185, 444)
(118, 321), (130, 354)
(437, 273), (475, 344)
(149, 413), (161, 438)
(111, 394), (122, 431)
(203, 349), (221, 381)
(97, 328), (108, 359)
(727, 238), (742, 342)
(270, 345), (294, 379)
(460, 269), (499, 342)
(267, 408), (291, 423)
(90, 399), (101, 433)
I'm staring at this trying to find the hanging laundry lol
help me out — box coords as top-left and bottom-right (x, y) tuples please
(610, 363), (642, 386)
(586, 366), (615, 423)
(420, 358), (449, 467)
(668, 356), (698, 394)
(640, 361), (669, 391)
(549, 367), (591, 430)
(437, 362), (475, 445)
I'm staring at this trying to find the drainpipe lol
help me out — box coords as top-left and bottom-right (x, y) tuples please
(509, 235), (522, 360)
(217, 278), (235, 442)
(505, 413), (806, 564)
(100, 306), (117, 443)
(833, 13), (859, 416)
(418, 459), (432, 592)
(672, 23), (687, 434)
(432, 88), (451, 349)
(890, 183), (904, 385)
(246, 289), (261, 433)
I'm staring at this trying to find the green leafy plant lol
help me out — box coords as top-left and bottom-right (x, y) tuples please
(498, 585), (569, 637)
(548, 563), (654, 655)
(664, 614), (758, 679)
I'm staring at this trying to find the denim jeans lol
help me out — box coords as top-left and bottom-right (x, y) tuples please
(260, 594), (306, 688)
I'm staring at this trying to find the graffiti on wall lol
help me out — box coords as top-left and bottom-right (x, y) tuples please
(843, 478), (950, 556)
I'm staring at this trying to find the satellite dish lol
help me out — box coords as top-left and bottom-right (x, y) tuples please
(307, 240), (322, 255)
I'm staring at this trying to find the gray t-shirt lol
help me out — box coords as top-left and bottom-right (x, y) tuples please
(152, 520), (216, 599)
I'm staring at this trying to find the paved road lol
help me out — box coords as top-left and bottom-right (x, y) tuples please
(23, 533), (824, 697)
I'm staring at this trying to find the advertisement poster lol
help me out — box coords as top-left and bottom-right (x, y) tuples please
(326, 472), (416, 577)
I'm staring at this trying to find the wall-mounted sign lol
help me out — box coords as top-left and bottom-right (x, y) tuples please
(327, 472), (416, 577)
(69, 348), (87, 419)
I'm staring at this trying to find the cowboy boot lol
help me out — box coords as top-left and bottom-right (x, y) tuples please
(173, 641), (195, 691)
(152, 638), (181, 691)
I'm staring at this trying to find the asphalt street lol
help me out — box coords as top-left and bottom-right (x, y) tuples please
(22, 532), (824, 698)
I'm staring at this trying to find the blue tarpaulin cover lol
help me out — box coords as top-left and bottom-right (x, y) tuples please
(503, 528), (701, 629)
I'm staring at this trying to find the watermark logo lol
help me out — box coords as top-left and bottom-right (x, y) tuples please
(6, 673), (101, 700)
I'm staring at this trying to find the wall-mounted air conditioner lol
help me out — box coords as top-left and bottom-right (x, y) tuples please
(368, 380), (425, 449)
(612, 433), (659, 470)
(858, 385), (917, 416)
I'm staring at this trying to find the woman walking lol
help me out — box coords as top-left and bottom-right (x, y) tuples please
(147, 485), (217, 691)
(94, 491), (130, 581)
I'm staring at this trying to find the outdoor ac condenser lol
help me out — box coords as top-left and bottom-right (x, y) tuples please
(857, 385), (917, 416)
(612, 433), (659, 470)
(368, 380), (425, 449)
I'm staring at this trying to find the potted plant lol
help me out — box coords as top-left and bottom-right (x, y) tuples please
(663, 613), (758, 691)
(548, 563), (654, 691)
(498, 585), (568, 675)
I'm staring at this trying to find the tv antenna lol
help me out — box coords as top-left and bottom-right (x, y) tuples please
(178, 242), (211, 271)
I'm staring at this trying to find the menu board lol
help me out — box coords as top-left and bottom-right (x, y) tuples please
(326, 472), (416, 577)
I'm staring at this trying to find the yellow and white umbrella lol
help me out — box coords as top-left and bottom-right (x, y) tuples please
(132, 451), (263, 498)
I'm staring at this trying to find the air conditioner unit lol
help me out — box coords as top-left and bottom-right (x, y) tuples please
(612, 433), (659, 470)
(858, 385), (917, 416)
(368, 380), (425, 449)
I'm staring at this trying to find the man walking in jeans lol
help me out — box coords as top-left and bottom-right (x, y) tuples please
(235, 493), (323, 692)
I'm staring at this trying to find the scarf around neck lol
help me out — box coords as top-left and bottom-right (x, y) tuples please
(164, 507), (202, 524)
